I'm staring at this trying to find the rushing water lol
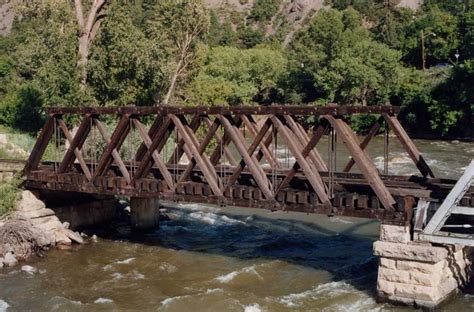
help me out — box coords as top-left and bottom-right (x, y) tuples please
(1, 138), (474, 312)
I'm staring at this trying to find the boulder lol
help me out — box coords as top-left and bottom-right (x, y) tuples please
(21, 265), (37, 274)
(58, 228), (84, 244)
(14, 208), (55, 220)
(14, 191), (45, 212)
(31, 216), (63, 232)
(54, 230), (71, 246)
(3, 252), (18, 267)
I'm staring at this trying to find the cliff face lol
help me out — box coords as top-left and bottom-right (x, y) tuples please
(0, 2), (13, 37)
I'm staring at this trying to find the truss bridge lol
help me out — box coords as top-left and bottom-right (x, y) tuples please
(21, 105), (474, 226)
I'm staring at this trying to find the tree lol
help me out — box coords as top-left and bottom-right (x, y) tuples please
(185, 46), (287, 105)
(288, 8), (402, 105)
(146, 0), (209, 105)
(73, 0), (108, 88)
(402, 7), (460, 68)
(88, 5), (164, 107)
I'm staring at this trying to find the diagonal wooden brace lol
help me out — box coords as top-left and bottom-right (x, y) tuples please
(271, 116), (331, 207)
(277, 124), (327, 194)
(132, 119), (174, 189)
(344, 116), (384, 173)
(284, 115), (327, 171)
(217, 115), (274, 200)
(57, 118), (92, 181)
(383, 113), (434, 178)
(169, 114), (223, 197)
(132, 116), (173, 182)
(324, 116), (396, 210)
(24, 116), (56, 174)
(241, 115), (280, 169)
(93, 117), (131, 184)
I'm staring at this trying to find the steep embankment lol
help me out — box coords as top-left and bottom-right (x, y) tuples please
(0, 2), (13, 37)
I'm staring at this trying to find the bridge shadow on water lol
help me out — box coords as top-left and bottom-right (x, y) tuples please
(104, 205), (381, 297)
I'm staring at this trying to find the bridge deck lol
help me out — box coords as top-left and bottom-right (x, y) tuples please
(22, 161), (474, 225)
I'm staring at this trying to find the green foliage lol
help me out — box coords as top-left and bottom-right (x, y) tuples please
(249, 0), (281, 22)
(288, 8), (402, 105)
(186, 46), (287, 105)
(402, 7), (460, 67)
(0, 176), (23, 217)
(88, 5), (162, 107)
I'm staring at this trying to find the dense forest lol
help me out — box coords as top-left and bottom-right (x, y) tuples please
(0, 0), (472, 138)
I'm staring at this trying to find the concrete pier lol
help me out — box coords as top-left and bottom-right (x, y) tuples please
(374, 224), (473, 308)
(130, 198), (160, 231)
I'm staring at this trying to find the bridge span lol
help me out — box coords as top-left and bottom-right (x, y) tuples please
(5, 104), (474, 308)
(21, 105), (474, 225)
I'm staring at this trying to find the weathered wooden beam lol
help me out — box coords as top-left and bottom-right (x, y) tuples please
(222, 117), (272, 195)
(324, 116), (396, 210)
(169, 114), (223, 197)
(178, 117), (221, 184)
(284, 115), (327, 171)
(271, 116), (331, 207)
(135, 116), (163, 161)
(217, 115), (274, 200)
(24, 116), (56, 174)
(203, 117), (237, 166)
(167, 115), (201, 164)
(383, 114), (434, 178)
(132, 119), (174, 189)
(57, 118), (92, 181)
(277, 124), (327, 193)
(343, 116), (383, 173)
(93, 117), (131, 183)
(133, 116), (173, 181)
(209, 117), (242, 165)
(46, 105), (400, 116)
(241, 115), (279, 169)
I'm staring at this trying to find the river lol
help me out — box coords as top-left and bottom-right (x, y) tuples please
(1, 138), (474, 311)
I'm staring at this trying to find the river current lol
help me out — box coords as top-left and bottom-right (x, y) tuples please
(1, 138), (474, 311)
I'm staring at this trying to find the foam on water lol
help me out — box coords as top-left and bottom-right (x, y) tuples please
(159, 262), (178, 274)
(115, 257), (135, 264)
(276, 281), (357, 308)
(243, 303), (263, 312)
(215, 265), (263, 283)
(188, 211), (245, 226)
(0, 299), (9, 312)
(161, 294), (193, 307)
(94, 298), (113, 304)
(132, 270), (145, 280)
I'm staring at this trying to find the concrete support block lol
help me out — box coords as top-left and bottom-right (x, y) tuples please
(130, 197), (160, 231)
(380, 224), (411, 243)
(374, 224), (474, 309)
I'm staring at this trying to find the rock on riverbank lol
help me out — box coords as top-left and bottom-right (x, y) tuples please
(0, 191), (84, 267)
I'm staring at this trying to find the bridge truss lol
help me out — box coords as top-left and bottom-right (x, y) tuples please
(23, 105), (474, 225)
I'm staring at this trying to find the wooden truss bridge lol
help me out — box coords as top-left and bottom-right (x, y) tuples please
(22, 105), (474, 227)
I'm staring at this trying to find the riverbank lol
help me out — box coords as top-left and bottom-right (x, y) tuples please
(0, 191), (85, 268)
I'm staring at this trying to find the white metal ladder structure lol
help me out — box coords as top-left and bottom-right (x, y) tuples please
(417, 160), (474, 246)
